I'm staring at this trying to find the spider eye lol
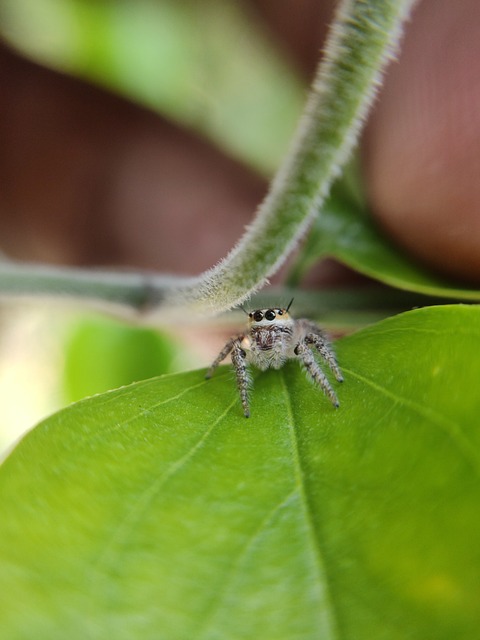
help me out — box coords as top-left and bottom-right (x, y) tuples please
(265, 309), (276, 321)
(248, 312), (253, 318)
(277, 309), (283, 315)
(253, 310), (263, 322)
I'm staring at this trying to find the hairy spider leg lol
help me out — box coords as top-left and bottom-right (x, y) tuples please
(305, 335), (343, 383)
(205, 335), (242, 379)
(206, 335), (250, 417)
(231, 341), (250, 418)
(295, 320), (343, 382)
(294, 341), (340, 407)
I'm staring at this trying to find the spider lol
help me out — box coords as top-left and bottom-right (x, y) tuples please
(206, 300), (343, 417)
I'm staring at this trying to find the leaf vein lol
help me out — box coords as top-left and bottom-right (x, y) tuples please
(93, 396), (237, 569)
(74, 372), (231, 446)
(280, 370), (341, 640)
(194, 489), (299, 639)
(343, 367), (480, 475)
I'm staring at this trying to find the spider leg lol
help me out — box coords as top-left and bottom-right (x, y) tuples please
(231, 341), (250, 418)
(294, 341), (340, 407)
(205, 335), (243, 379)
(304, 330), (343, 382)
(206, 335), (250, 417)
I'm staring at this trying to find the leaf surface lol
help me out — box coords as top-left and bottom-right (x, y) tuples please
(0, 305), (479, 639)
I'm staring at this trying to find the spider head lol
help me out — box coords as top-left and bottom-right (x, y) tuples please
(247, 307), (292, 326)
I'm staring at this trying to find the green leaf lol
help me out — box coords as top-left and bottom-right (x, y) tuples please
(290, 187), (480, 300)
(0, 305), (479, 639)
(63, 315), (184, 402)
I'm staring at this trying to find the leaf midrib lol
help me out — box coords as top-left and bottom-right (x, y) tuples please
(280, 370), (341, 640)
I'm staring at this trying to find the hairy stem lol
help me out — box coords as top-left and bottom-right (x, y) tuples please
(0, 0), (416, 317)
(184, 0), (416, 314)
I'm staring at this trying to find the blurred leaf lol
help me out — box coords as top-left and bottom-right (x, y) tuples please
(290, 186), (480, 300)
(0, 0), (303, 172)
(63, 315), (185, 402)
(1, 305), (479, 638)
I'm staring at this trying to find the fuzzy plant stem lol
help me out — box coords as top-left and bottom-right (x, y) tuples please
(0, 0), (416, 318)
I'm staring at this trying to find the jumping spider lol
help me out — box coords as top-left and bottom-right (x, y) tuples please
(206, 300), (343, 417)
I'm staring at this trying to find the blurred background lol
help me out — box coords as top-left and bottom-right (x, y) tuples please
(2, 0), (479, 451)
(0, 0), (318, 452)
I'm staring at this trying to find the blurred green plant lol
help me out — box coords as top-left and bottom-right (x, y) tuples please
(288, 183), (480, 300)
(0, 0), (303, 173)
(63, 315), (188, 403)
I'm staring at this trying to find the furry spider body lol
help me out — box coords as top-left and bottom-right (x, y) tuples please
(206, 304), (343, 417)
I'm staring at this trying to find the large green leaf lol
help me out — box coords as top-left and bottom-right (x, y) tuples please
(0, 305), (479, 639)
(290, 188), (480, 301)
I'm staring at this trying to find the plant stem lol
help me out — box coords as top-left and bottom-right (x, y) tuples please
(184, 0), (416, 314)
(0, 0), (416, 317)
(0, 262), (188, 317)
